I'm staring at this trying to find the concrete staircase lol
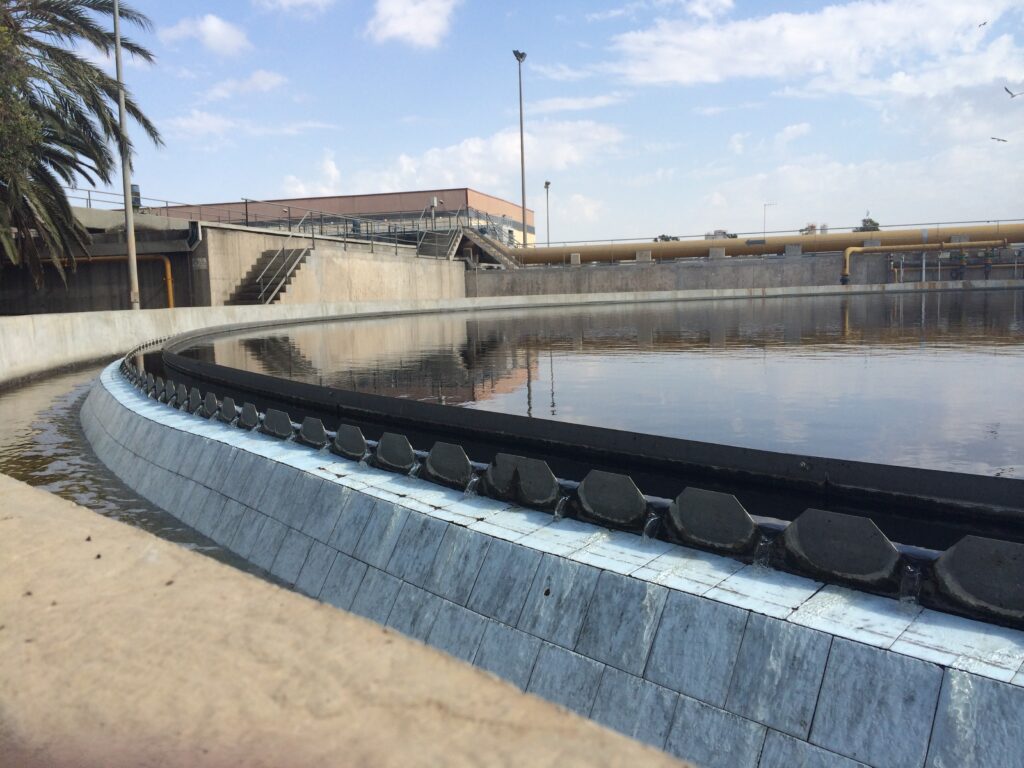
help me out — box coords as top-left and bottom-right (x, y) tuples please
(227, 248), (310, 305)
(461, 228), (521, 269)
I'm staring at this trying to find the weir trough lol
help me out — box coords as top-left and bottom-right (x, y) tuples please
(90, 334), (1024, 767)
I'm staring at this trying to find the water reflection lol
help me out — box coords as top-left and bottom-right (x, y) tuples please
(0, 368), (270, 575)
(181, 290), (1024, 476)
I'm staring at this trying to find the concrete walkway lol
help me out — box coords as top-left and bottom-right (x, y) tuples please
(0, 475), (683, 768)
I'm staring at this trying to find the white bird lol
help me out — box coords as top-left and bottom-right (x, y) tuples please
(1006, 86), (1023, 98)
(991, 137), (1008, 143)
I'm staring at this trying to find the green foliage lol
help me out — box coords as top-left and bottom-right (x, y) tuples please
(854, 217), (880, 232)
(0, 0), (162, 287)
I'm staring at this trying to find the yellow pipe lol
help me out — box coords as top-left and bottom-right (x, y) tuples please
(841, 240), (1007, 283)
(70, 255), (175, 309)
(509, 222), (1024, 266)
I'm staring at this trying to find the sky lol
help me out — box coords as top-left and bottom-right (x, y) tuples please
(84, 0), (1024, 243)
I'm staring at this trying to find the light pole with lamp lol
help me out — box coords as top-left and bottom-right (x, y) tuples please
(544, 180), (550, 247)
(113, 0), (140, 310)
(514, 49), (528, 247)
(763, 201), (777, 241)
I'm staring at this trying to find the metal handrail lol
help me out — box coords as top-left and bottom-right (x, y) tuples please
(257, 211), (311, 302)
(261, 247), (309, 304)
(64, 186), (1023, 248)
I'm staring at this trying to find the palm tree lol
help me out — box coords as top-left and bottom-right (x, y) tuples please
(0, 0), (161, 287)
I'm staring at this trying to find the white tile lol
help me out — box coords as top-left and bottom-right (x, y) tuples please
(469, 506), (551, 542)
(518, 518), (604, 557)
(788, 584), (919, 647)
(397, 497), (441, 517)
(1013, 668), (1024, 687)
(278, 451), (332, 472)
(570, 531), (672, 575)
(359, 487), (404, 506)
(342, 463), (392, 487)
(633, 545), (745, 595)
(891, 609), (1024, 682)
(430, 495), (511, 525)
(368, 474), (464, 508)
(705, 565), (823, 620)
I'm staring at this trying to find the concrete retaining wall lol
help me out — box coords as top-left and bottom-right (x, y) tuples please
(194, 224), (448, 307)
(83, 362), (1024, 768)
(281, 248), (465, 307)
(466, 253), (889, 298)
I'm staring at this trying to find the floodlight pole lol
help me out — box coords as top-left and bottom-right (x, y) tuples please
(763, 201), (777, 242)
(514, 49), (528, 248)
(113, 0), (140, 310)
(544, 180), (550, 247)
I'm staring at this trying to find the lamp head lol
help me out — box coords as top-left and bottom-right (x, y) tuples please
(513, 49), (527, 63)
(544, 180), (550, 189)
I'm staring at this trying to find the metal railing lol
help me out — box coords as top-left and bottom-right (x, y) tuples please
(64, 186), (535, 262)
(255, 209), (313, 304)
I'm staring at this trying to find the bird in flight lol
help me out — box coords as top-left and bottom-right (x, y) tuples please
(991, 137), (1008, 143)
(1006, 86), (1023, 98)
(979, 20), (988, 27)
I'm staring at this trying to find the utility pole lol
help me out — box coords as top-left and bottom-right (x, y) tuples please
(514, 49), (527, 247)
(762, 201), (777, 242)
(113, 0), (140, 310)
(544, 180), (550, 247)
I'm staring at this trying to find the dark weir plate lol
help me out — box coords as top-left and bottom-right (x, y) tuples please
(162, 291), (1024, 551)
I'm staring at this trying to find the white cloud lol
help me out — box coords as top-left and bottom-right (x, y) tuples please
(626, 167), (676, 187)
(159, 15), (252, 57)
(284, 151), (342, 196)
(164, 110), (237, 138)
(689, 137), (1024, 235)
(531, 62), (595, 82)
(366, 0), (461, 48)
(529, 92), (627, 114)
(284, 121), (623, 196)
(586, 0), (733, 23)
(203, 70), (288, 102)
(255, 0), (334, 11)
(775, 122), (811, 147)
(683, 0), (733, 20)
(164, 109), (332, 141)
(611, 0), (1022, 98)
(728, 132), (748, 155)
(693, 100), (762, 116)
(561, 193), (605, 223)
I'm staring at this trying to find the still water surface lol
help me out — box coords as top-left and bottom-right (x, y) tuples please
(184, 290), (1024, 477)
(0, 367), (267, 574)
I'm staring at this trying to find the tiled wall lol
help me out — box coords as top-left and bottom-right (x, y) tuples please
(82, 364), (1024, 768)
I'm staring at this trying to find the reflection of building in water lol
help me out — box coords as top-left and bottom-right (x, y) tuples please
(190, 290), (1024, 409)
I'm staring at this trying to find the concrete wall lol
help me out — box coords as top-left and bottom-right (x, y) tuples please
(0, 255), (191, 314)
(194, 224), (461, 307)
(83, 363), (1024, 768)
(5, 280), (1024, 389)
(466, 253), (889, 298)
(281, 247), (465, 306)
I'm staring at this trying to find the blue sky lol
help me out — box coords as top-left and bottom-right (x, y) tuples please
(89, 0), (1024, 242)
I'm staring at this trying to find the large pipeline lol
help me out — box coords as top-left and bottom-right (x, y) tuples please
(512, 222), (1024, 265)
(841, 240), (1008, 283)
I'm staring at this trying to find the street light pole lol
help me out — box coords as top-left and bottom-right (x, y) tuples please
(763, 201), (777, 241)
(113, 0), (140, 310)
(514, 49), (527, 248)
(544, 180), (550, 247)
